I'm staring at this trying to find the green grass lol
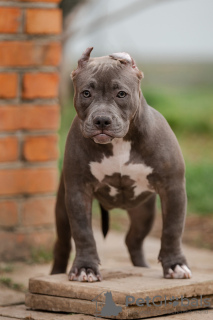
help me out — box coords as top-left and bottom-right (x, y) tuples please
(27, 247), (53, 264)
(143, 86), (213, 136)
(0, 264), (14, 273)
(0, 277), (25, 292)
(59, 84), (213, 216)
(143, 85), (213, 215)
(186, 162), (213, 215)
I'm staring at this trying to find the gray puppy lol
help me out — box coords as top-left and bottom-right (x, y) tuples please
(51, 47), (191, 282)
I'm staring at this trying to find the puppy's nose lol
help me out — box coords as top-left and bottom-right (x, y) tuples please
(93, 116), (111, 129)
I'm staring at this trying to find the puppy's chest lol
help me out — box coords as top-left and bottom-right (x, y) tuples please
(89, 139), (154, 199)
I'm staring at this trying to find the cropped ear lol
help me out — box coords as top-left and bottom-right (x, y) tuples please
(109, 52), (144, 80)
(71, 47), (93, 79)
(131, 57), (144, 79)
(78, 47), (93, 68)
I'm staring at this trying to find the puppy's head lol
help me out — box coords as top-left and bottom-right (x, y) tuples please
(71, 47), (143, 144)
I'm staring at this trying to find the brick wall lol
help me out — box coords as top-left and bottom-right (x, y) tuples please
(0, 0), (62, 260)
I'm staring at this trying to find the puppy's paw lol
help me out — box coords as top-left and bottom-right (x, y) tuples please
(68, 267), (102, 282)
(159, 251), (191, 280)
(165, 264), (192, 279)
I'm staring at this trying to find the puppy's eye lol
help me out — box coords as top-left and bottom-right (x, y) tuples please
(117, 91), (127, 98)
(82, 90), (91, 98)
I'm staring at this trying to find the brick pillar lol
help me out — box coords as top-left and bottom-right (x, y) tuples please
(0, 0), (62, 260)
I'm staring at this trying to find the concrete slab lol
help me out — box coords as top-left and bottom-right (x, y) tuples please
(25, 292), (213, 319)
(0, 286), (24, 306)
(0, 304), (96, 320)
(156, 308), (213, 320)
(28, 267), (213, 305)
(0, 317), (18, 320)
(26, 267), (213, 319)
(0, 305), (212, 320)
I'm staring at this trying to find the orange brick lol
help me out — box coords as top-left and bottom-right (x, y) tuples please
(20, 230), (55, 248)
(0, 73), (18, 98)
(22, 105), (60, 130)
(0, 105), (60, 132)
(0, 136), (19, 162)
(0, 41), (61, 67)
(0, 167), (58, 196)
(0, 8), (22, 34)
(22, 73), (59, 99)
(0, 201), (18, 227)
(21, 196), (55, 226)
(0, 107), (19, 131)
(25, 9), (62, 35)
(23, 135), (59, 161)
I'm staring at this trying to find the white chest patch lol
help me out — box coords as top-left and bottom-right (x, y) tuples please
(89, 139), (154, 198)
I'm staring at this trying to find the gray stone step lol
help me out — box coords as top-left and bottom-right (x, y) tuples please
(26, 267), (213, 319)
(1, 304), (211, 319)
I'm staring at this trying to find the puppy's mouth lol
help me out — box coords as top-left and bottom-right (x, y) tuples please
(92, 132), (114, 144)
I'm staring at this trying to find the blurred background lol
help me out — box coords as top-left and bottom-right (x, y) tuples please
(1, 0), (212, 303)
(59, 0), (213, 249)
(0, 0), (213, 300)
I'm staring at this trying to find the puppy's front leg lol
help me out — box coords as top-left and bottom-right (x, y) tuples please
(158, 179), (192, 279)
(65, 186), (101, 282)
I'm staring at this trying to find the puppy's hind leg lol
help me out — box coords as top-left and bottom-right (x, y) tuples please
(51, 173), (71, 274)
(125, 194), (156, 267)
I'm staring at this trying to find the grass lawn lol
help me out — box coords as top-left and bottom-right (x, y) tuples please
(143, 85), (213, 215)
(58, 80), (213, 217)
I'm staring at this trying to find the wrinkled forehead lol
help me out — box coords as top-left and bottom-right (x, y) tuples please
(73, 56), (140, 88)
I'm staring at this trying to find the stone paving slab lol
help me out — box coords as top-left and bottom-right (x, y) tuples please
(156, 308), (213, 320)
(28, 267), (213, 305)
(25, 292), (213, 319)
(0, 304), (96, 320)
(0, 305), (212, 320)
(0, 317), (18, 320)
(26, 267), (213, 319)
(0, 287), (24, 307)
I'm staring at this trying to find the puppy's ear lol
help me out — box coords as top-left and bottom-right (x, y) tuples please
(71, 47), (93, 79)
(77, 47), (93, 68)
(131, 57), (144, 80)
(110, 52), (144, 80)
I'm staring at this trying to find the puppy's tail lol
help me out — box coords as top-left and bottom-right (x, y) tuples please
(99, 203), (109, 238)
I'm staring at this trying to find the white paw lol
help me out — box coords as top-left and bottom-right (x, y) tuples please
(165, 264), (192, 279)
(69, 268), (101, 282)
